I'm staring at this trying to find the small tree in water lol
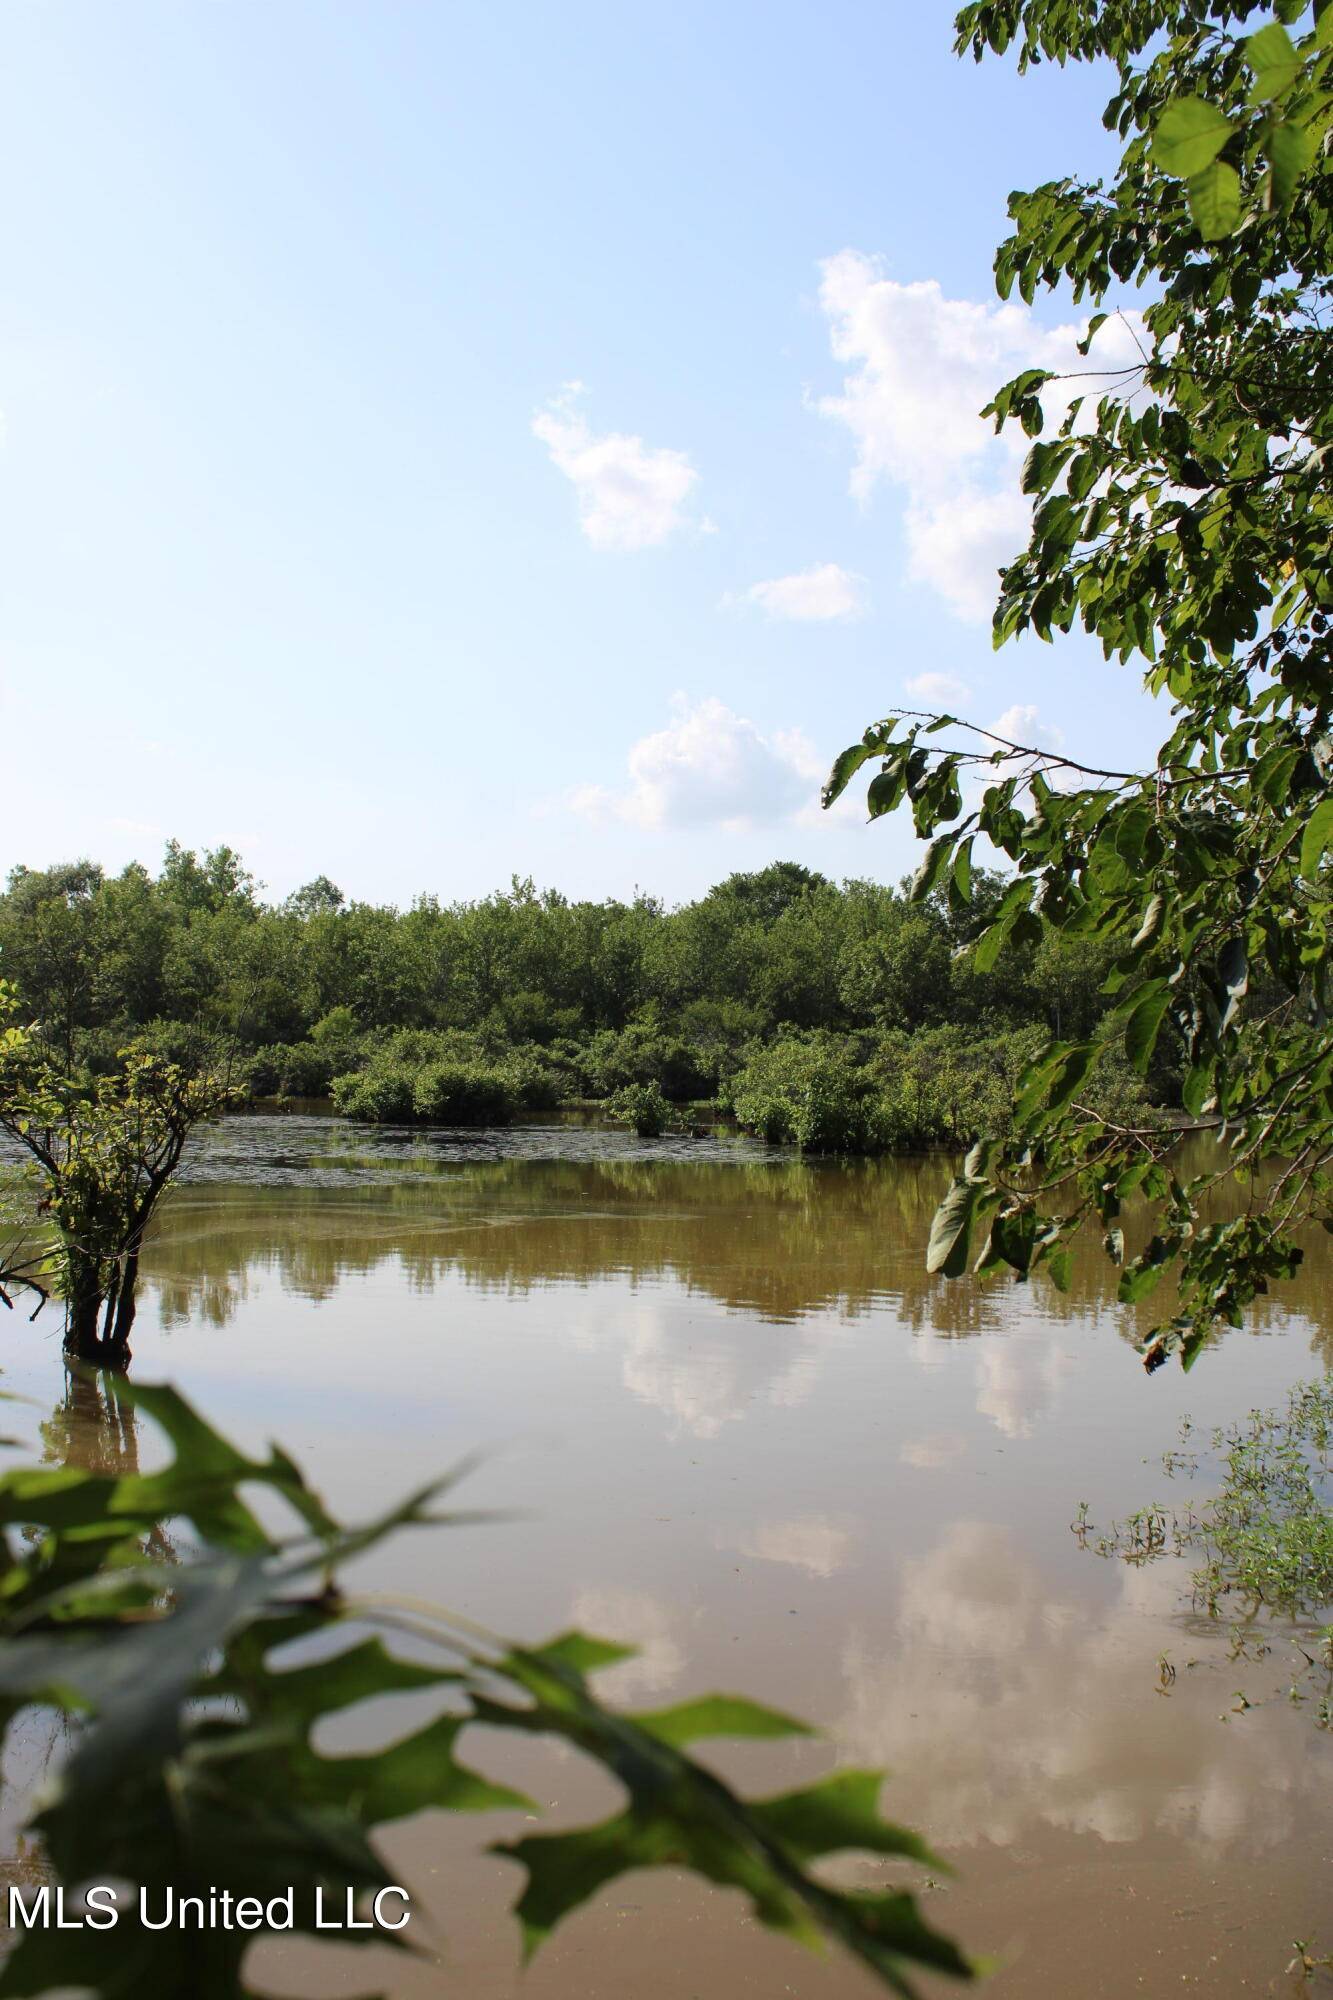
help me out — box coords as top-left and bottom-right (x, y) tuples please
(0, 1001), (233, 1364)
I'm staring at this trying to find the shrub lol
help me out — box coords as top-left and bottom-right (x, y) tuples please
(246, 1041), (337, 1099)
(411, 1059), (516, 1125)
(332, 1033), (520, 1126)
(246, 1046), (283, 1098)
(607, 1081), (670, 1137)
(309, 1005), (359, 1046)
(867, 1027), (1044, 1148)
(581, 1023), (712, 1103)
(330, 1061), (414, 1122)
(498, 1044), (574, 1111)
(727, 1035), (891, 1154)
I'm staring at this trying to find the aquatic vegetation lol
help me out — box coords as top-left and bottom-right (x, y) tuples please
(0, 1383), (971, 2000)
(1081, 1379), (1333, 1725)
(606, 1080), (671, 1137)
(727, 1034), (893, 1153)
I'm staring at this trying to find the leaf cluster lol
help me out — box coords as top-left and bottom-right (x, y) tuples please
(0, 1384), (972, 1999)
(827, 0), (1333, 1367)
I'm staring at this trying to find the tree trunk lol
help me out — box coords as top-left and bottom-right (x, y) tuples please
(107, 1246), (140, 1361)
(62, 1250), (135, 1369)
(63, 1271), (106, 1365)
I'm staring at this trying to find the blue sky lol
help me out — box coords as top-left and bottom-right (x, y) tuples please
(1, 1), (1159, 907)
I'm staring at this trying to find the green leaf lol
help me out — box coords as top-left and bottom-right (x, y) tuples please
(633, 1694), (814, 1748)
(1300, 798), (1333, 882)
(1119, 1236), (1176, 1305)
(1247, 21), (1301, 98)
(533, 1630), (638, 1675)
(483, 1647), (973, 1990)
(1152, 97), (1234, 177)
(1016, 1041), (1096, 1123)
(927, 1178), (984, 1278)
(952, 837), (974, 904)
(867, 766), (907, 818)
(1181, 1060), (1216, 1118)
(971, 881), (1033, 973)
(747, 1770), (943, 1871)
(1125, 985), (1172, 1074)
(1266, 115), (1312, 204)
(1076, 311), (1108, 357)
(1187, 159), (1242, 241)
(911, 836), (954, 903)
(823, 739), (878, 809)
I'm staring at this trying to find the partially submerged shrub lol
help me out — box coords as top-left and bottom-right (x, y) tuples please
(411, 1059), (516, 1125)
(728, 1035), (892, 1155)
(607, 1081), (670, 1137)
(331, 1061), (415, 1122)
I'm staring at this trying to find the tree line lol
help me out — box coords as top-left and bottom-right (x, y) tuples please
(0, 844), (1152, 1143)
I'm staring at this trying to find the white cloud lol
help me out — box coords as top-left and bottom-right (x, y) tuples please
(745, 562), (866, 622)
(982, 702), (1072, 790)
(907, 488), (1031, 623)
(904, 672), (971, 708)
(570, 696), (823, 832)
(815, 251), (1145, 623)
(532, 383), (700, 550)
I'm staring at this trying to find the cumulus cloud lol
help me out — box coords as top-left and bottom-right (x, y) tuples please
(745, 562), (867, 622)
(532, 383), (700, 550)
(905, 672), (971, 708)
(570, 696), (823, 832)
(981, 701), (1072, 791)
(815, 251), (1145, 622)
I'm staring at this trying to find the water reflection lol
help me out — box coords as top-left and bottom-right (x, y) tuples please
(38, 1366), (144, 1479)
(838, 1519), (1326, 1855)
(2, 1117), (1327, 1998)
(140, 1121), (1333, 1362)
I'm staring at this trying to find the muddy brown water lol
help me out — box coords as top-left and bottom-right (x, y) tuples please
(3, 1115), (1330, 1998)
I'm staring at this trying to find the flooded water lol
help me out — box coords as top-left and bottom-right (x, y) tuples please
(4, 1114), (1330, 1998)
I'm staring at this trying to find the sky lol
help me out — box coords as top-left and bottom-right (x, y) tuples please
(0, 0), (1162, 909)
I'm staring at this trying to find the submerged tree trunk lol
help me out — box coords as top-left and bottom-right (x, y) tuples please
(109, 1244), (140, 1356)
(63, 1274), (107, 1365)
(62, 1250), (136, 1368)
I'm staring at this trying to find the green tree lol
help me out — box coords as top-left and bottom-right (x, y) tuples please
(0, 1013), (235, 1364)
(826, 0), (1333, 1367)
(0, 862), (104, 1061)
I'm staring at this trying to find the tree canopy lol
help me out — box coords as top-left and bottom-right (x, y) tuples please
(827, 0), (1333, 1367)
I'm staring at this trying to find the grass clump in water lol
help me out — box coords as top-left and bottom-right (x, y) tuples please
(1077, 1378), (1332, 1726)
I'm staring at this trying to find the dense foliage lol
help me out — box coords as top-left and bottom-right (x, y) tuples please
(828, 0), (1333, 1362)
(0, 989), (234, 1363)
(0, 851), (1153, 1153)
(0, 1382), (970, 1999)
